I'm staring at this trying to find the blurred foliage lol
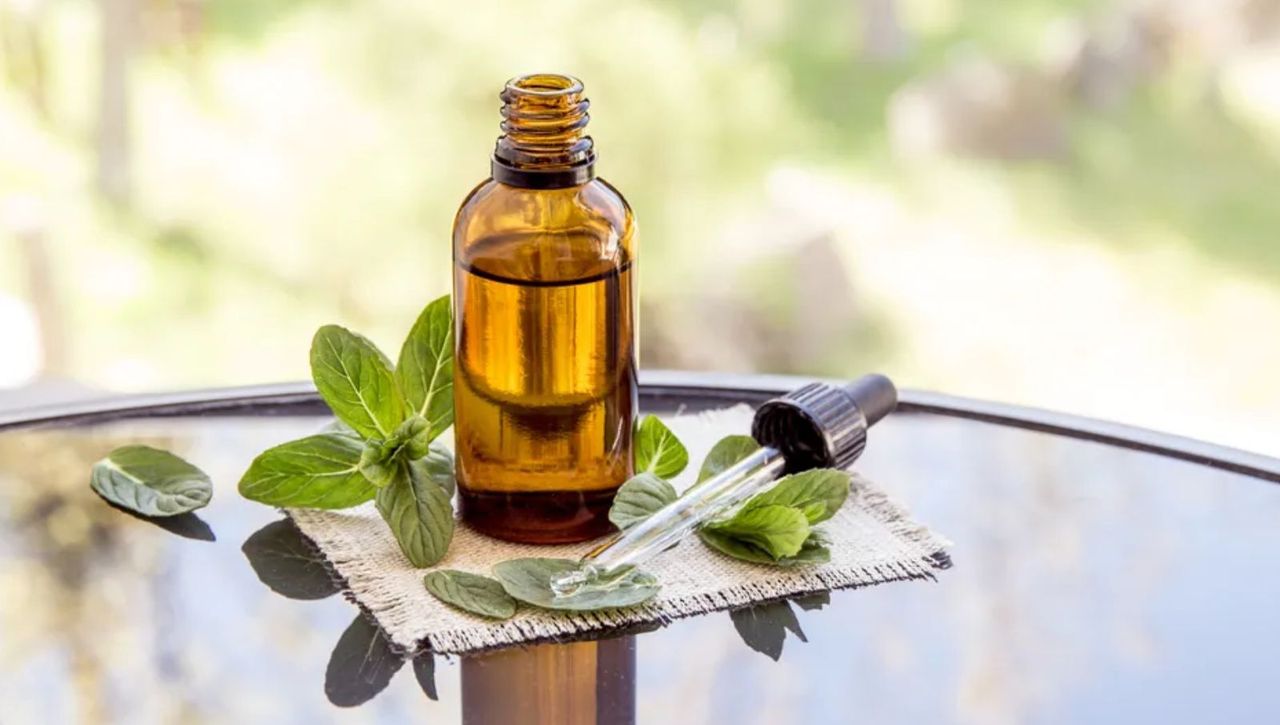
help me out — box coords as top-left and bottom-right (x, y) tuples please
(2, 0), (1280, 411)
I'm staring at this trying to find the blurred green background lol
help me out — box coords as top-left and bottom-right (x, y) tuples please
(2, 0), (1279, 451)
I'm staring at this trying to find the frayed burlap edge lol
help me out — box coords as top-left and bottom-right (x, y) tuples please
(287, 474), (951, 656)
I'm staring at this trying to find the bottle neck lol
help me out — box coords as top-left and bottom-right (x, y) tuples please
(491, 74), (596, 189)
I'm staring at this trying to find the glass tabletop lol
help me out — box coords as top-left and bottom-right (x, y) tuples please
(1, 374), (1277, 724)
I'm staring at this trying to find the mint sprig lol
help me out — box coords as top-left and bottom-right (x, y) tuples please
(239, 293), (457, 567)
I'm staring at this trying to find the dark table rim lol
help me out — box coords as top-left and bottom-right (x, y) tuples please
(2, 370), (1277, 483)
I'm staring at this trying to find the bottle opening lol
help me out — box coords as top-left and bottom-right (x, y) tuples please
(506, 73), (584, 97)
(492, 73), (596, 189)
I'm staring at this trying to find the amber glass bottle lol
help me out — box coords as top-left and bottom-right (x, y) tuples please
(452, 74), (637, 544)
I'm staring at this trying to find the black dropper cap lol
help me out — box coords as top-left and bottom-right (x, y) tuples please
(843, 373), (897, 426)
(750, 374), (898, 473)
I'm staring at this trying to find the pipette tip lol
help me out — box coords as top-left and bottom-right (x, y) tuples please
(549, 567), (593, 598)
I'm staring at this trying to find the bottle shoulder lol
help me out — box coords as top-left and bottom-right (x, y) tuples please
(579, 178), (635, 233)
(454, 179), (633, 238)
(453, 178), (635, 281)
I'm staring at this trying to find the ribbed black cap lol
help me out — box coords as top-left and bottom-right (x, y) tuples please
(750, 374), (898, 472)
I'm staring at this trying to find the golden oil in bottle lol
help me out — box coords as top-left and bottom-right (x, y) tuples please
(452, 74), (637, 544)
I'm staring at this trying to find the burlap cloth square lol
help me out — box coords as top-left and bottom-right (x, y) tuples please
(288, 405), (950, 655)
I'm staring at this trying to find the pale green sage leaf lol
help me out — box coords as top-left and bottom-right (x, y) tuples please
(423, 570), (516, 619)
(90, 445), (212, 517)
(492, 558), (660, 611)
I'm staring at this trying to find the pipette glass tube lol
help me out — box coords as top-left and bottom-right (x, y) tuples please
(548, 374), (900, 598)
(550, 446), (787, 596)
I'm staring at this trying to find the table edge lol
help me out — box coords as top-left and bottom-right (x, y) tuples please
(2, 370), (1277, 483)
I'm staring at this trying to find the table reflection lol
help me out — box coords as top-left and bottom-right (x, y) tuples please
(243, 515), (760, 723)
(4, 411), (1280, 723)
(463, 637), (635, 725)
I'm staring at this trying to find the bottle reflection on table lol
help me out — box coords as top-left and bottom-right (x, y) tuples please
(461, 636), (635, 725)
(242, 517), (639, 721)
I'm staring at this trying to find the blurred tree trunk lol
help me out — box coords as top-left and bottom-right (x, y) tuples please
(97, 0), (135, 207)
(18, 226), (68, 377)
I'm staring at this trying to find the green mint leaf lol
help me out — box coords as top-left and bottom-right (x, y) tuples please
(702, 504), (810, 560)
(324, 616), (403, 708)
(634, 415), (688, 478)
(396, 295), (454, 441)
(358, 443), (400, 489)
(784, 536), (832, 565)
(241, 519), (340, 600)
(608, 472), (678, 531)
(698, 527), (775, 564)
(729, 600), (806, 661)
(376, 467), (454, 568)
(90, 445), (212, 517)
(394, 415), (433, 460)
(492, 558), (660, 611)
(423, 570), (517, 619)
(696, 435), (760, 484)
(320, 419), (362, 439)
(699, 527), (831, 567)
(409, 442), (455, 498)
(742, 469), (850, 525)
(311, 324), (404, 440)
(797, 501), (828, 522)
(357, 416), (434, 488)
(239, 433), (376, 509)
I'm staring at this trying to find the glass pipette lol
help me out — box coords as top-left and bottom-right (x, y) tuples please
(551, 374), (898, 596)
